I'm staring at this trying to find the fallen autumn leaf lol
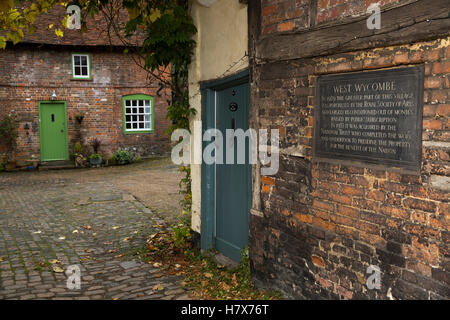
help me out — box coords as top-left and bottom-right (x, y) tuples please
(52, 266), (64, 273)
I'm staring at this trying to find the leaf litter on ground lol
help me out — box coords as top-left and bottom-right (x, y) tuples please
(135, 225), (281, 300)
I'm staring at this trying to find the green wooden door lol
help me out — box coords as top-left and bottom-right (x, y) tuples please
(215, 82), (251, 261)
(39, 102), (68, 161)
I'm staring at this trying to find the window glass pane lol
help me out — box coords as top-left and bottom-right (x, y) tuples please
(74, 66), (81, 75)
(74, 56), (80, 65)
(124, 97), (153, 132)
(81, 56), (87, 65)
(81, 67), (88, 76)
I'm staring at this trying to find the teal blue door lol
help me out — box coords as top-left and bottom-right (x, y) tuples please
(215, 82), (251, 261)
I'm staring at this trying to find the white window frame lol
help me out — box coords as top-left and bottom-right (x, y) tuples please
(123, 95), (154, 133)
(71, 53), (91, 79)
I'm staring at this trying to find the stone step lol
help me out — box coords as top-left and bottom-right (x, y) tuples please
(39, 160), (75, 171)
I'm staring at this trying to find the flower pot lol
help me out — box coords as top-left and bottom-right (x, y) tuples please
(89, 157), (102, 166)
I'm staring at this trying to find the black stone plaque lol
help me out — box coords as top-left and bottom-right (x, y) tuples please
(313, 66), (424, 171)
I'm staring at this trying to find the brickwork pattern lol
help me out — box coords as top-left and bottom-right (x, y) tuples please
(250, 37), (450, 299)
(261, 0), (406, 35)
(0, 45), (171, 164)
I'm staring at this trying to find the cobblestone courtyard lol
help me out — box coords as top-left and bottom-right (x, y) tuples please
(0, 159), (189, 300)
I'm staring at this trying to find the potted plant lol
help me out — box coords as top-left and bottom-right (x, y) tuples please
(89, 153), (102, 166)
(89, 137), (102, 166)
(72, 142), (87, 167)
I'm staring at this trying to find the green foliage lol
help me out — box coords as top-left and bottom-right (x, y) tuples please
(122, 0), (197, 138)
(172, 209), (191, 248)
(89, 153), (102, 160)
(112, 148), (133, 165)
(141, 5), (196, 73)
(73, 141), (83, 154)
(178, 165), (192, 212)
(166, 91), (196, 134)
(237, 246), (252, 289)
(171, 165), (193, 248)
(0, 1), (65, 48)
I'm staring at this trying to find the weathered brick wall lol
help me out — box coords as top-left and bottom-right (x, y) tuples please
(261, 0), (408, 35)
(0, 45), (171, 164)
(250, 26), (449, 299)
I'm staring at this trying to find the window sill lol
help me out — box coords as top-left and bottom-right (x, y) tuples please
(71, 76), (92, 81)
(123, 130), (154, 135)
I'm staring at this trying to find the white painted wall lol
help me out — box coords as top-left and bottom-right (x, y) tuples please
(188, 0), (248, 233)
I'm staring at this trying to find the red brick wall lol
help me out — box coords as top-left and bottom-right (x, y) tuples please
(261, 0), (406, 35)
(316, 0), (401, 24)
(261, 0), (310, 35)
(251, 34), (449, 299)
(0, 45), (171, 164)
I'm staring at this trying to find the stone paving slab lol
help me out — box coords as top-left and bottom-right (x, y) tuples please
(0, 178), (190, 300)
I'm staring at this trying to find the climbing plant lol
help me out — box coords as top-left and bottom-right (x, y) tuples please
(0, 115), (17, 162)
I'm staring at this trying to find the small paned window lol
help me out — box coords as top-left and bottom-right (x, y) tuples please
(122, 95), (154, 133)
(71, 54), (91, 79)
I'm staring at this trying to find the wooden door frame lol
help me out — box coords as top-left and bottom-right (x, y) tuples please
(38, 100), (69, 161)
(200, 69), (250, 252)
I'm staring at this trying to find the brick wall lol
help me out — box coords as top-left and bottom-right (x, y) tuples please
(261, 0), (310, 34)
(0, 45), (171, 164)
(250, 22), (449, 300)
(261, 0), (406, 35)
